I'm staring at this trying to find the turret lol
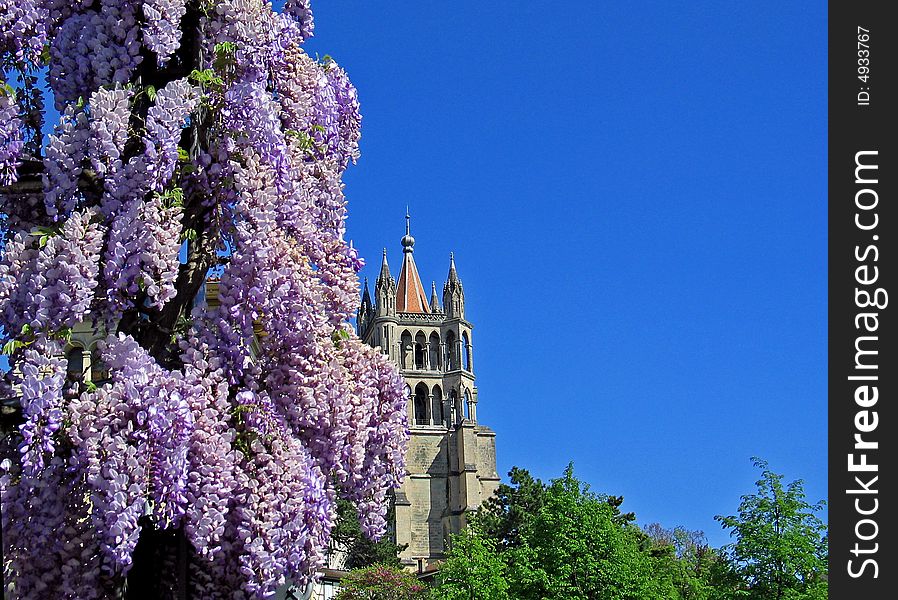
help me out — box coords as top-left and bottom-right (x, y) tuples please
(442, 252), (465, 319)
(375, 249), (396, 317)
(358, 278), (373, 334)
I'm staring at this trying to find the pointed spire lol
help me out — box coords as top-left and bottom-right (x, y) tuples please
(361, 277), (372, 306)
(430, 281), (441, 312)
(443, 252), (465, 319)
(377, 248), (392, 282)
(374, 249), (396, 317)
(396, 213), (430, 313)
(447, 252), (459, 283)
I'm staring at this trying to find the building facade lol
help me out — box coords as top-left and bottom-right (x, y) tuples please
(356, 217), (500, 569)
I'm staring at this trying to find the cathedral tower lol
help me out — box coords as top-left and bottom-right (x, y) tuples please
(357, 216), (499, 569)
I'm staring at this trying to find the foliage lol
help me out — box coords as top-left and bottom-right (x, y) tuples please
(434, 522), (510, 600)
(0, 1), (408, 598)
(332, 497), (408, 570)
(335, 564), (429, 600)
(478, 466), (547, 549)
(440, 462), (828, 600)
(715, 458), (828, 600)
(494, 464), (677, 600)
(643, 524), (739, 600)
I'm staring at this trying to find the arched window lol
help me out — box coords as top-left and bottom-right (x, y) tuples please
(414, 383), (429, 426)
(449, 389), (459, 424)
(64, 347), (85, 399)
(462, 332), (471, 372)
(445, 331), (456, 370)
(464, 389), (472, 420)
(431, 385), (444, 427)
(429, 332), (441, 370)
(414, 331), (426, 369)
(400, 330), (413, 369)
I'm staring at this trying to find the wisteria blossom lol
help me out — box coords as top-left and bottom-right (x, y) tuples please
(0, 1), (408, 598)
(0, 88), (23, 186)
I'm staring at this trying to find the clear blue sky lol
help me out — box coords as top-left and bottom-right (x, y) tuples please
(302, 1), (828, 548)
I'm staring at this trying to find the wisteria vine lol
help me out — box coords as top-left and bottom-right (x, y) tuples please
(0, 1), (408, 598)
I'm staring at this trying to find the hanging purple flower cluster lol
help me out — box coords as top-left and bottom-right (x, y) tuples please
(1, 1), (408, 598)
(48, 0), (143, 110)
(0, 0), (50, 65)
(142, 0), (188, 66)
(284, 0), (314, 43)
(0, 88), (23, 186)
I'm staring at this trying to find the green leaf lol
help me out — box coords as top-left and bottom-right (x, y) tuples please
(146, 85), (157, 101)
(214, 42), (237, 55)
(2, 339), (24, 356)
(52, 327), (73, 342)
(189, 68), (224, 89)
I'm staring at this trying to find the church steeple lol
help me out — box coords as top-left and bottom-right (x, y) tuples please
(375, 249), (396, 316)
(443, 252), (465, 319)
(395, 214), (430, 313)
(355, 221), (497, 571)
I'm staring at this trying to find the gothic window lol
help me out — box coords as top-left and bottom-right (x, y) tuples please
(464, 389), (472, 420)
(64, 346), (85, 399)
(462, 332), (471, 372)
(428, 332), (441, 370)
(414, 383), (429, 426)
(414, 331), (426, 369)
(400, 330), (412, 369)
(449, 389), (459, 424)
(431, 385), (444, 427)
(445, 331), (456, 370)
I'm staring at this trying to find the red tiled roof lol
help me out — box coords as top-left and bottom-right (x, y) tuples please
(396, 252), (430, 313)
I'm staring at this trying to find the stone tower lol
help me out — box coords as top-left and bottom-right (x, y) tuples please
(357, 215), (500, 569)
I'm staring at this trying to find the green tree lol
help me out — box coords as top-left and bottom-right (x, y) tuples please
(643, 524), (738, 600)
(434, 523), (510, 600)
(715, 458), (828, 600)
(334, 564), (429, 600)
(478, 466), (547, 549)
(331, 498), (408, 569)
(505, 464), (677, 600)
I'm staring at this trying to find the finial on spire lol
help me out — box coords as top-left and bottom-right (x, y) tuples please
(401, 211), (415, 253)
